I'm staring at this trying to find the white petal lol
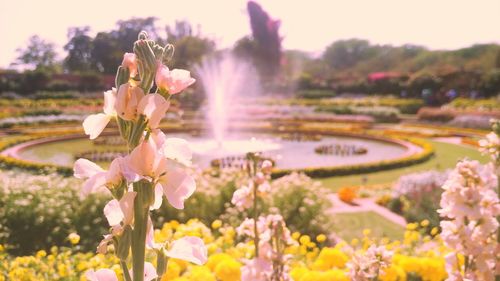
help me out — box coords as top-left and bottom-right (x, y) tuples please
(163, 138), (192, 166)
(104, 199), (123, 226)
(119, 191), (137, 226)
(83, 113), (112, 140)
(74, 158), (104, 179)
(150, 184), (163, 210)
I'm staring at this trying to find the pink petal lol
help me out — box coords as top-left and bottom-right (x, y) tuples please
(166, 236), (207, 265)
(122, 53), (137, 77)
(128, 138), (158, 178)
(138, 94), (170, 129)
(74, 158), (104, 179)
(162, 169), (196, 209)
(115, 83), (144, 121)
(144, 262), (158, 281)
(85, 268), (118, 281)
(104, 199), (123, 226)
(146, 217), (159, 249)
(97, 234), (113, 254)
(119, 191), (137, 225)
(82, 172), (107, 196)
(155, 64), (170, 91)
(163, 138), (192, 166)
(105, 157), (124, 186)
(83, 113), (111, 140)
(128, 262), (157, 281)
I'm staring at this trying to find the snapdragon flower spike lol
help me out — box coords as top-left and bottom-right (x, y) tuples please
(123, 137), (196, 209)
(155, 63), (195, 95)
(146, 219), (207, 265)
(85, 268), (118, 281)
(73, 157), (125, 195)
(83, 89), (117, 139)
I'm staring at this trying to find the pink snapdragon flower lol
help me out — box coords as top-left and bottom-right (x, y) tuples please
(121, 53), (138, 77)
(103, 191), (136, 227)
(155, 64), (195, 94)
(85, 268), (118, 281)
(115, 83), (145, 121)
(146, 221), (207, 265)
(241, 257), (273, 281)
(137, 94), (170, 129)
(73, 157), (125, 195)
(123, 138), (195, 209)
(83, 89), (117, 139)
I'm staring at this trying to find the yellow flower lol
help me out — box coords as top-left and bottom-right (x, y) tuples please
(214, 258), (241, 281)
(211, 220), (222, 229)
(430, 227), (439, 236)
(68, 233), (80, 245)
(420, 219), (430, 227)
(190, 266), (216, 281)
(406, 223), (418, 230)
(299, 235), (311, 245)
(206, 253), (234, 271)
(379, 265), (406, 281)
(312, 247), (348, 270)
(36, 250), (47, 258)
(292, 232), (301, 240)
(362, 229), (371, 236)
(316, 234), (326, 243)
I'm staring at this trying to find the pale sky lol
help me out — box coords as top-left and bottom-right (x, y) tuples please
(1, 0), (500, 68)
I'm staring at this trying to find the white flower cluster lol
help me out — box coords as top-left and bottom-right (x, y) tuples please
(479, 131), (500, 165)
(438, 160), (499, 281)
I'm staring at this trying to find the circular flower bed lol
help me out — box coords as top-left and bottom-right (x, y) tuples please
(314, 144), (368, 156)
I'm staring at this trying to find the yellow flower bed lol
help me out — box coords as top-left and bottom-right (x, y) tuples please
(0, 219), (454, 281)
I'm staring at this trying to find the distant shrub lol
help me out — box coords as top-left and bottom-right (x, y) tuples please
(417, 107), (456, 122)
(338, 187), (357, 204)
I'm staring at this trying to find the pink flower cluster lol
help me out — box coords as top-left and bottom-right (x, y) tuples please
(479, 131), (500, 165)
(231, 160), (272, 210)
(237, 214), (295, 281)
(438, 160), (499, 281)
(347, 245), (393, 281)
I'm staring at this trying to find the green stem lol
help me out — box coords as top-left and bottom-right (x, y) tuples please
(120, 260), (132, 281)
(253, 182), (259, 258)
(131, 183), (150, 281)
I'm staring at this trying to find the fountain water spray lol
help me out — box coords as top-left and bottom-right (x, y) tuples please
(195, 53), (259, 146)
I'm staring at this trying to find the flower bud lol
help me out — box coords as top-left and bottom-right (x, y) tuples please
(162, 44), (175, 64)
(138, 31), (148, 40)
(115, 66), (130, 89)
(156, 249), (167, 277)
(117, 225), (132, 260)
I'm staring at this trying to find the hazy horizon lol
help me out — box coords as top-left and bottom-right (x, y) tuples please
(2, 0), (500, 69)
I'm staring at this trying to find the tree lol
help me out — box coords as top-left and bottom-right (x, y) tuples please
(165, 21), (215, 69)
(243, 1), (282, 80)
(323, 39), (374, 69)
(12, 35), (58, 71)
(64, 26), (94, 72)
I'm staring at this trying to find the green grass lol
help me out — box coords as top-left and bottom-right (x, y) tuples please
(329, 211), (404, 241)
(320, 140), (489, 191)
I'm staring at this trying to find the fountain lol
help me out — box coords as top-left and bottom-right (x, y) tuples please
(191, 53), (281, 159)
(195, 53), (259, 145)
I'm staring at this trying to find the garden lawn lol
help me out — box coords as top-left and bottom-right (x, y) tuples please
(320, 139), (489, 191)
(329, 211), (404, 241)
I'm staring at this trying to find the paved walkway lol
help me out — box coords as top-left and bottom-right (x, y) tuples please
(327, 194), (407, 227)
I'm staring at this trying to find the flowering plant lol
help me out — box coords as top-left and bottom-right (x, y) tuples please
(73, 32), (206, 281)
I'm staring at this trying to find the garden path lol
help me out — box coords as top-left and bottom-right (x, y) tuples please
(328, 194), (407, 227)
